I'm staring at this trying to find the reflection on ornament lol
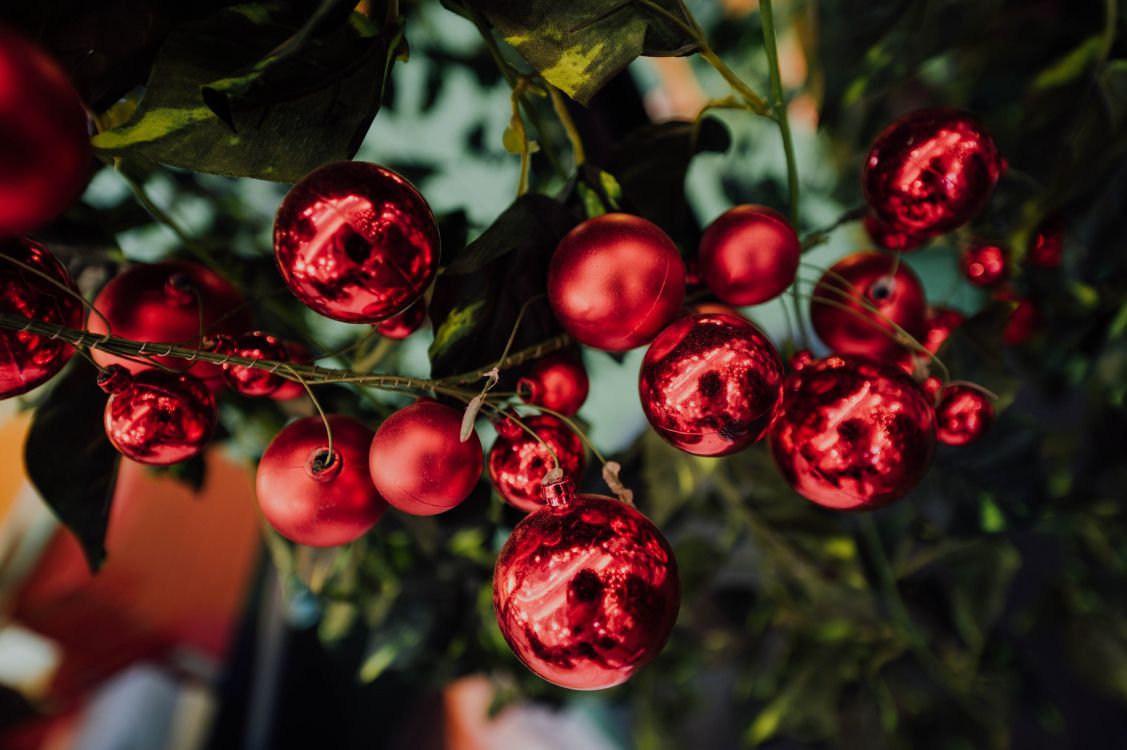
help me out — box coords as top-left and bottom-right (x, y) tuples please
(219, 331), (289, 396)
(864, 213), (927, 252)
(962, 243), (1006, 287)
(374, 299), (427, 339)
(936, 384), (994, 446)
(923, 306), (965, 354)
(100, 365), (216, 465)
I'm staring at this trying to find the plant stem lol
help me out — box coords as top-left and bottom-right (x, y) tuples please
(759, 0), (799, 226)
(548, 86), (586, 167)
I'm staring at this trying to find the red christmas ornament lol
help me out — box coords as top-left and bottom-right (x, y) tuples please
(374, 299), (427, 340)
(257, 415), (387, 547)
(863, 108), (1003, 235)
(217, 331), (289, 397)
(493, 477), (679, 690)
(0, 25), (90, 236)
(768, 356), (937, 510)
(1002, 297), (1037, 346)
(0, 238), (83, 399)
(369, 400), (483, 515)
(273, 161), (440, 324)
(489, 414), (586, 512)
(517, 350), (589, 417)
(640, 313), (784, 456)
(810, 252), (927, 361)
(790, 348), (815, 371)
(922, 375), (943, 400)
(547, 213), (686, 352)
(1028, 216), (1064, 268)
(698, 205), (799, 305)
(99, 365), (216, 465)
(271, 342), (312, 401)
(962, 243), (1006, 287)
(688, 301), (745, 319)
(863, 213), (927, 252)
(923, 306), (965, 354)
(935, 384), (994, 446)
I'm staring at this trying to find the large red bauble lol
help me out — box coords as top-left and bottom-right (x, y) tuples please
(0, 238), (83, 399)
(923, 306), (965, 354)
(374, 299), (427, 340)
(547, 213), (685, 352)
(256, 415), (387, 547)
(273, 161), (440, 324)
(810, 252), (927, 361)
(863, 213), (927, 252)
(0, 26), (90, 236)
(493, 478), (679, 690)
(768, 356), (937, 511)
(369, 400), (483, 515)
(935, 384), (994, 446)
(639, 313), (784, 456)
(218, 331), (289, 396)
(99, 365), (216, 465)
(517, 350), (589, 417)
(698, 205), (799, 305)
(961, 242), (1006, 287)
(488, 414), (585, 512)
(863, 108), (1003, 235)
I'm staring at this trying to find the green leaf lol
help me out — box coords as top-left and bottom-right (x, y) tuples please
(1030, 36), (1103, 92)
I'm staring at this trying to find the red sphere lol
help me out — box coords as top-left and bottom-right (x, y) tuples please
(863, 213), (927, 252)
(547, 213), (686, 352)
(257, 415), (387, 547)
(698, 205), (799, 305)
(810, 252), (927, 361)
(922, 375), (943, 400)
(369, 400), (483, 515)
(640, 313), (784, 456)
(935, 384), (994, 446)
(100, 365), (216, 465)
(962, 243), (1006, 287)
(923, 306), (965, 354)
(863, 108), (1002, 235)
(517, 351), (589, 417)
(0, 238), (83, 399)
(1002, 297), (1037, 346)
(493, 479), (679, 690)
(271, 342), (312, 401)
(489, 414), (585, 512)
(769, 356), (937, 510)
(790, 348), (815, 371)
(219, 331), (289, 396)
(273, 161), (440, 324)
(0, 26), (90, 236)
(1028, 216), (1064, 268)
(374, 299), (427, 340)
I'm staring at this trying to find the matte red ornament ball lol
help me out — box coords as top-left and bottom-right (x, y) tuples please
(0, 238), (83, 399)
(273, 161), (440, 324)
(639, 313), (784, 456)
(374, 299), (427, 340)
(923, 306), (966, 354)
(517, 350), (589, 417)
(0, 25), (90, 236)
(1028, 216), (1064, 268)
(769, 356), (937, 510)
(99, 365), (216, 465)
(217, 331), (289, 396)
(257, 415), (387, 547)
(935, 384), (994, 446)
(547, 213), (686, 352)
(863, 213), (927, 252)
(369, 400), (483, 515)
(493, 477), (679, 690)
(488, 414), (586, 512)
(698, 205), (800, 305)
(962, 243), (1006, 287)
(271, 342), (312, 401)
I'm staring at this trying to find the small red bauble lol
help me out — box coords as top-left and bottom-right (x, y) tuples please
(790, 348), (815, 371)
(493, 477), (679, 690)
(488, 414), (585, 512)
(769, 356), (937, 510)
(547, 213), (686, 352)
(1002, 297), (1037, 346)
(0, 238), (83, 399)
(99, 365), (216, 465)
(810, 252), (927, 361)
(374, 299), (427, 340)
(517, 351), (589, 417)
(0, 26), (90, 236)
(698, 205), (799, 305)
(1028, 216), (1064, 268)
(218, 331), (289, 396)
(639, 313), (784, 456)
(863, 108), (1003, 235)
(962, 243), (1006, 287)
(923, 306), (965, 354)
(271, 342), (312, 401)
(863, 213), (927, 252)
(369, 400), (483, 515)
(273, 161), (440, 324)
(257, 415), (387, 547)
(935, 384), (994, 446)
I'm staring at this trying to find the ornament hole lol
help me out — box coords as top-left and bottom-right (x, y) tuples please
(869, 277), (896, 303)
(307, 447), (343, 482)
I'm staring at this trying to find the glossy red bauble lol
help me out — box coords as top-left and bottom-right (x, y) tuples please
(698, 205), (799, 305)
(218, 331), (289, 396)
(488, 414), (585, 512)
(0, 238), (83, 399)
(0, 26), (90, 236)
(374, 299), (427, 340)
(1028, 216), (1064, 268)
(369, 400), (483, 515)
(547, 213), (686, 352)
(493, 478), (679, 690)
(863, 108), (1003, 235)
(810, 252), (927, 361)
(863, 213), (927, 252)
(769, 356), (937, 510)
(517, 351), (589, 417)
(99, 365), (216, 465)
(273, 161), (440, 324)
(639, 313), (784, 456)
(923, 306), (965, 354)
(935, 384), (994, 446)
(962, 243), (1006, 287)
(271, 342), (312, 401)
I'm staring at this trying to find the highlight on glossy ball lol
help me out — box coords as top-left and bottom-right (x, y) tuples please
(936, 384), (995, 446)
(488, 414), (585, 512)
(516, 350), (589, 417)
(698, 205), (800, 305)
(923, 306), (966, 354)
(864, 213), (927, 252)
(639, 313), (784, 456)
(274, 161), (440, 324)
(100, 366), (217, 466)
(961, 243), (1007, 287)
(374, 299), (428, 340)
(768, 356), (937, 510)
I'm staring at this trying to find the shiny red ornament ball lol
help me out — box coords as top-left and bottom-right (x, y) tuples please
(273, 161), (440, 324)
(99, 365), (216, 465)
(0, 26), (90, 236)
(923, 306), (965, 354)
(218, 331), (289, 396)
(0, 238), (83, 399)
(863, 213), (927, 252)
(517, 350), (589, 417)
(962, 243), (1006, 287)
(547, 213), (686, 352)
(1002, 297), (1037, 346)
(863, 108), (1002, 235)
(374, 299), (427, 340)
(489, 414), (586, 512)
(640, 313), (784, 456)
(369, 400), (483, 515)
(698, 205), (799, 305)
(1028, 216), (1064, 268)
(493, 477), (679, 690)
(769, 356), (937, 510)
(271, 342), (312, 401)
(935, 384), (994, 446)
(810, 252), (927, 361)
(257, 415), (387, 547)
